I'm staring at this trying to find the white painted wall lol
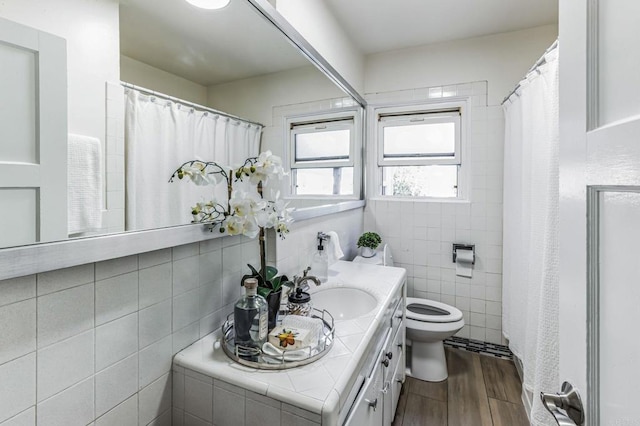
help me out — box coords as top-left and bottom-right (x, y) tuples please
(120, 55), (208, 106)
(207, 65), (344, 127)
(362, 25), (558, 344)
(365, 24), (558, 105)
(0, 0), (119, 141)
(275, 0), (365, 94)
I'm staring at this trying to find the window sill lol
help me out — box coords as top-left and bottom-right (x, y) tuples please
(367, 196), (470, 204)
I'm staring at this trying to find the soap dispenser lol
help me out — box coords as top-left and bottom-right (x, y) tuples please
(310, 232), (329, 283)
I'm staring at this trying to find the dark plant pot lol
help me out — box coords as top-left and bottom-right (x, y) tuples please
(266, 289), (282, 331)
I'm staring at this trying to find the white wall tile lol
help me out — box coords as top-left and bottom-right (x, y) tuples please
(139, 263), (172, 309)
(96, 256), (138, 281)
(37, 283), (94, 348)
(95, 313), (138, 371)
(139, 249), (172, 269)
(147, 409), (171, 426)
(173, 370), (185, 410)
(173, 243), (199, 261)
(0, 354), (35, 423)
(198, 281), (222, 317)
(0, 299), (36, 365)
(173, 289), (200, 332)
(172, 321), (200, 355)
(198, 251), (222, 287)
(281, 412), (319, 426)
(138, 373), (171, 426)
(95, 395), (137, 426)
(139, 300), (172, 349)
(183, 414), (211, 426)
(246, 395), (281, 426)
(0, 276), (35, 308)
(213, 386), (244, 426)
(37, 377), (94, 426)
(95, 272), (138, 326)
(173, 257), (199, 296)
(37, 264), (94, 296)
(184, 376), (213, 422)
(95, 354), (138, 417)
(37, 330), (94, 402)
(139, 336), (172, 389)
(0, 407), (35, 426)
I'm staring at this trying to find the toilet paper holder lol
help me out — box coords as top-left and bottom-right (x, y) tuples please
(452, 243), (475, 265)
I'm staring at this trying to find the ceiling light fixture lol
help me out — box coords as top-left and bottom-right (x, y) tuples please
(184, 0), (230, 10)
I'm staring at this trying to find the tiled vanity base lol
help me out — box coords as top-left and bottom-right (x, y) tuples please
(172, 365), (321, 426)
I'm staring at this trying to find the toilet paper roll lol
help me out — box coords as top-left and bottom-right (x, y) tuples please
(455, 248), (474, 278)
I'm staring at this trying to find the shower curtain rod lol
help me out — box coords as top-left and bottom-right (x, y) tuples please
(120, 82), (264, 128)
(501, 39), (559, 105)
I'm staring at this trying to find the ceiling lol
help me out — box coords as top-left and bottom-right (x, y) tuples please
(119, 0), (558, 87)
(119, 0), (309, 86)
(324, 0), (558, 55)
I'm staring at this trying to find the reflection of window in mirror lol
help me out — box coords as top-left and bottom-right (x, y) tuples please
(287, 111), (361, 198)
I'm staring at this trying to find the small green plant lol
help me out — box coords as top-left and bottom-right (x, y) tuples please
(357, 232), (382, 250)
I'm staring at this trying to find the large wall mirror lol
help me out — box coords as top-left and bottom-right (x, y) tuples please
(0, 0), (365, 256)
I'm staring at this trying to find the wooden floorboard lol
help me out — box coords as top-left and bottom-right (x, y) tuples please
(407, 376), (447, 402)
(402, 394), (447, 426)
(446, 348), (493, 426)
(488, 398), (529, 426)
(395, 348), (528, 426)
(480, 354), (523, 404)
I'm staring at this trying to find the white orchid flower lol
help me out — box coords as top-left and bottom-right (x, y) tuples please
(179, 162), (219, 186)
(229, 190), (267, 217)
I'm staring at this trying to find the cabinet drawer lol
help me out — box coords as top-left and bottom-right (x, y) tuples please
(390, 299), (404, 337)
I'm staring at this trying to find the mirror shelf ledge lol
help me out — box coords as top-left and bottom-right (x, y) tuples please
(0, 200), (365, 281)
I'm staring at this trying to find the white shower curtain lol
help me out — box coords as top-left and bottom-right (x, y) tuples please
(502, 45), (559, 426)
(125, 89), (261, 231)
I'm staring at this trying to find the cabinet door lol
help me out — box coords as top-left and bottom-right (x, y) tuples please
(345, 356), (384, 426)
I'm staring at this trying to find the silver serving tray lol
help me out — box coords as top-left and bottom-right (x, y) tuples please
(220, 308), (335, 370)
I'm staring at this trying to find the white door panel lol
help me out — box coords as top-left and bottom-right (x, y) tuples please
(559, 0), (640, 424)
(0, 17), (67, 246)
(598, 190), (640, 425)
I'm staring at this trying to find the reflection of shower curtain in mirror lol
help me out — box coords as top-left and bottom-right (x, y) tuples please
(124, 89), (261, 231)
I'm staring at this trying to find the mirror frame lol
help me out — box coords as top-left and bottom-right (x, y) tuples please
(0, 0), (366, 281)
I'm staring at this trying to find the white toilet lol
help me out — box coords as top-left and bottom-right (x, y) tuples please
(405, 298), (464, 382)
(353, 245), (463, 381)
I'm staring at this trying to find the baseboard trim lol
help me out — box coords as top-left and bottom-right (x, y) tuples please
(444, 336), (513, 360)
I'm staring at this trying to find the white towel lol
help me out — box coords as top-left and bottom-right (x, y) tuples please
(326, 231), (344, 264)
(68, 134), (103, 235)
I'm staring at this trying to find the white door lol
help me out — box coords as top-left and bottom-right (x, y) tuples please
(0, 17), (67, 248)
(555, 0), (640, 424)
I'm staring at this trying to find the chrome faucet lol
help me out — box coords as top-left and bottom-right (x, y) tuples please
(293, 266), (322, 292)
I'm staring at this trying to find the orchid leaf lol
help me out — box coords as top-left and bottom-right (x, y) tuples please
(265, 266), (278, 282)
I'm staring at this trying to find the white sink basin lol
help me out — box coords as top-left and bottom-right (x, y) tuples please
(312, 287), (377, 320)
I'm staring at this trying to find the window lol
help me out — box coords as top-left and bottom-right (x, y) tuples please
(377, 108), (462, 198)
(288, 113), (358, 196)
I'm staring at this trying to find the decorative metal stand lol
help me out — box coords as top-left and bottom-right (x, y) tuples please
(220, 308), (335, 370)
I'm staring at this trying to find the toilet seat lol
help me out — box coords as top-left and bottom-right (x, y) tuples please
(405, 297), (463, 323)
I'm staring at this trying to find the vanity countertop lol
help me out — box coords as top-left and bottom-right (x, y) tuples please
(173, 260), (406, 424)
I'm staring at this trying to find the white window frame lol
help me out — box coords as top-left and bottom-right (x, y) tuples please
(285, 109), (362, 199)
(369, 99), (471, 200)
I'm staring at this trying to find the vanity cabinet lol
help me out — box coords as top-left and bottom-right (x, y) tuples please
(344, 295), (405, 426)
(173, 262), (407, 426)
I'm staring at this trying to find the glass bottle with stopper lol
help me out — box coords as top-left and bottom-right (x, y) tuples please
(234, 277), (268, 350)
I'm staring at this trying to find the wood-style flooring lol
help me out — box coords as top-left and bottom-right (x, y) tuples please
(393, 347), (529, 426)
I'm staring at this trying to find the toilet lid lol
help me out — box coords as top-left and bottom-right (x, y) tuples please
(405, 297), (463, 323)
